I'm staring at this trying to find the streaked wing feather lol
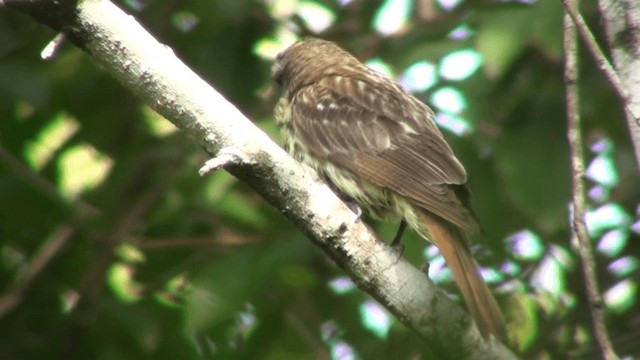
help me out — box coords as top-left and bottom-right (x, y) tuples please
(290, 77), (477, 230)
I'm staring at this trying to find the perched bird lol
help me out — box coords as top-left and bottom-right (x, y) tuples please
(272, 38), (505, 339)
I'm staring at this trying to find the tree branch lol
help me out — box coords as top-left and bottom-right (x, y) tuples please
(3, 0), (516, 357)
(563, 2), (620, 359)
(561, 0), (640, 171)
(0, 224), (75, 318)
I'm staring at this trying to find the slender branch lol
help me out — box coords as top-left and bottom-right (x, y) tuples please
(563, 3), (620, 359)
(0, 144), (99, 218)
(560, 0), (640, 170)
(2, 0), (517, 357)
(596, 0), (640, 172)
(78, 156), (183, 304)
(560, 0), (639, 121)
(0, 224), (74, 318)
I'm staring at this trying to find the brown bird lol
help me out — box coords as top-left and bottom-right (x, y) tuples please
(272, 38), (505, 339)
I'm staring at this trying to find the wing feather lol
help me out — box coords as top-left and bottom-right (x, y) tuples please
(289, 76), (478, 231)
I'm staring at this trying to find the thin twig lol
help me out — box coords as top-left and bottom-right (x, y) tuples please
(563, 2), (620, 359)
(284, 311), (329, 359)
(78, 159), (185, 304)
(0, 144), (99, 218)
(560, 0), (640, 123)
(595, 0), (640, 174)
(41, 32), (66, 60)
(0, 146), (95, 318)
(0, 224), (75, 318)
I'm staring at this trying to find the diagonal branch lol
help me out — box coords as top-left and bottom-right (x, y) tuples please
(0, 224), (75, 318)
(596, 0), (640, 172)
(563, 2), (620, 359)
(2, 0), (517, 358)
(560, 0), (640, 171)
(560, 0), (632, 111)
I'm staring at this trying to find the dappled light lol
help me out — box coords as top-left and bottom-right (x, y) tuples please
(1, 0), (639, 359)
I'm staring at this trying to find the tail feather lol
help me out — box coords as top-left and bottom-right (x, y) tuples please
(417, 210), (506, 339)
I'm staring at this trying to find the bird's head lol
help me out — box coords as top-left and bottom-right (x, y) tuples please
(271, 38), (360, 95)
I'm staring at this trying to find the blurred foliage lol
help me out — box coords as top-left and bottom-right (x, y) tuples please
(1, 0), (639, 359)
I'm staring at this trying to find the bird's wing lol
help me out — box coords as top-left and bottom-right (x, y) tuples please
(289, 75), (478, 232)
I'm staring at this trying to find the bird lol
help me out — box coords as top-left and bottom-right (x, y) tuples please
(271, 37), (505, 340)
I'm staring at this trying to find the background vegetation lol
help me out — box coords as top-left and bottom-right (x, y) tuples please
(1, 0), (638, 359)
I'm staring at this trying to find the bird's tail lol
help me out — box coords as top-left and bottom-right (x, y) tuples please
(417, 210), (506, 340)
